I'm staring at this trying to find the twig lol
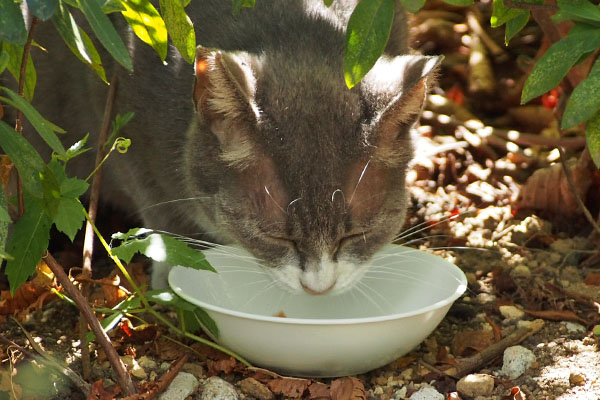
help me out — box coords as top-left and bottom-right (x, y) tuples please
(557, 147), (600, 236)
(14, 16), (39, 216)
(119, 354), (189, 400)
(42, 251), (137, 396)
(79, 70), (119, 380)
(445, 319), (545, 378)
(466, 9), (506, 59)
(0, 332), (91, 396)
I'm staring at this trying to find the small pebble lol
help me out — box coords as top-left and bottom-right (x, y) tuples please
(238, 378), (274, 400)
(564, 322), (586, 334)
(477, 293), (496, 304)
(569, 372), (586, 386)
(456, 373), (495, 397)
(392, 386), (407, 399)
(501, 345), (536, 379)
(510, 265), (531, 279)
(159, 372), (199, 400)
(499, 305), (524, 321)
(121, 355), (147, 380)
(138, 356), (158, 370)
(182, 362), (205, 379)
(409, 386), (444, 400)
(201, 376), (239, 400)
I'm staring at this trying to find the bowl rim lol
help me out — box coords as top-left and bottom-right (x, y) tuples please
(169, 247), (468, 326)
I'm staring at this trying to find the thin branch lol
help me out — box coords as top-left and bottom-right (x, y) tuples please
(79, 70), (119, 380)
(42, 251), (137, 396)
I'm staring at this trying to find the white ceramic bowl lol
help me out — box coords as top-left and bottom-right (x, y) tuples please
(169, 244), (467, 377)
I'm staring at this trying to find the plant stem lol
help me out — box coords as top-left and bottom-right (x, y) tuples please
(81, 208), (252, 367)
(42, 252), (137, 396)
(14, 17), (39, 217)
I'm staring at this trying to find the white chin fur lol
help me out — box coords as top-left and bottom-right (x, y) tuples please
(266, 257), (370, 295)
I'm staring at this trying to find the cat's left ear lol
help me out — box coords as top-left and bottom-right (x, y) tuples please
(364, 55), (443, 165)
(193, 46), (261, 168)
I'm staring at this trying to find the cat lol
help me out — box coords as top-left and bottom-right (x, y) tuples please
(16, 0), (441, 294)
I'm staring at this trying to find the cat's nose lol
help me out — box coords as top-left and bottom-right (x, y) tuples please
(301, 280), (336, 295)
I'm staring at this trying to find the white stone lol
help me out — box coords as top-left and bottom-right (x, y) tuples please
(159, 372), (199, 400)
(409, 386), (444, 400)
(456, 373), (495, 397)
(201, 376), (239, 400)
(501, 345), (536, 379)
(499, 305), (525, 321)
(121, 355), (147, 380)
(564, 322), (586, 334)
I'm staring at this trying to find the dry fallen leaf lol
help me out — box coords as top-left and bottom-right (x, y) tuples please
(330, 377), (366, 400)
(518, 158), (590, 216)
(207, 357), (240, 375)
(0, 261), (57, 318)
(267, 377), (311, 398)
(308, 382), (331, 400)
(584, 273), (600, 286)
(452, 330), (495, 357)
(87, 379), (121, 400)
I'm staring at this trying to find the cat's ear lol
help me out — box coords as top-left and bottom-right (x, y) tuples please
(193, 45), (261, 168)
(364, 55), (443, 165)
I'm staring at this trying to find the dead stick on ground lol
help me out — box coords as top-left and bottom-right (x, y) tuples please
(79, 70), (119, 380)
(446, 319), (545, 379)
(0, 332), (91, 396)
(119, 354), (189, 400)
(43, 251), (137, 396)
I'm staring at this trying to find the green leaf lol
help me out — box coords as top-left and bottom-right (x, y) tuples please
(441, 0), (474, 5)
(491, 0), (522, 27)
(585, 110), (600, 168)
(593, 324), (600, 336)
(111, 228), (215, 272)
(26, 0), (59, 20)
(521, 26), (600, 104)
(147, 289), (219, 338)
(52, 1), (107, 82)
(159, 0), (196, 63)
(54, 133), (90, 162)
(323, 0), (334, 7)
(562, 58), (600, 129)
(505, 10), (529, 44)
(0, 50), (9, 74)
(0, 0), (27, 45)
(77, 0), (133, 71)
(557, 0), (600, 23)
(0, 121), (45, 194)
(60, 177), (89, 197)
(5, 194), (51, 294)
(232, 0), (256, 14)
(102, 0), (127, 13)
(2, 41), (36, 100)
(1, 87), (66, 156)
(398, 0), (425, 13)
(54, 197), (85, 241)
(344, 0), (395, 89)
(0, 185), (11, 262)
(192, 306), (219, 338)
(121, 0), (168, 61)
(86, 295), (142, 343)
(40, 164), (61, 218)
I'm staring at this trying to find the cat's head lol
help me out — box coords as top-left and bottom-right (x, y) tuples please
(186, 46), (441, 294)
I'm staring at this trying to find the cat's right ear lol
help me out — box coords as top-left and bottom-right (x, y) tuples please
(193, 46), (261, 168)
